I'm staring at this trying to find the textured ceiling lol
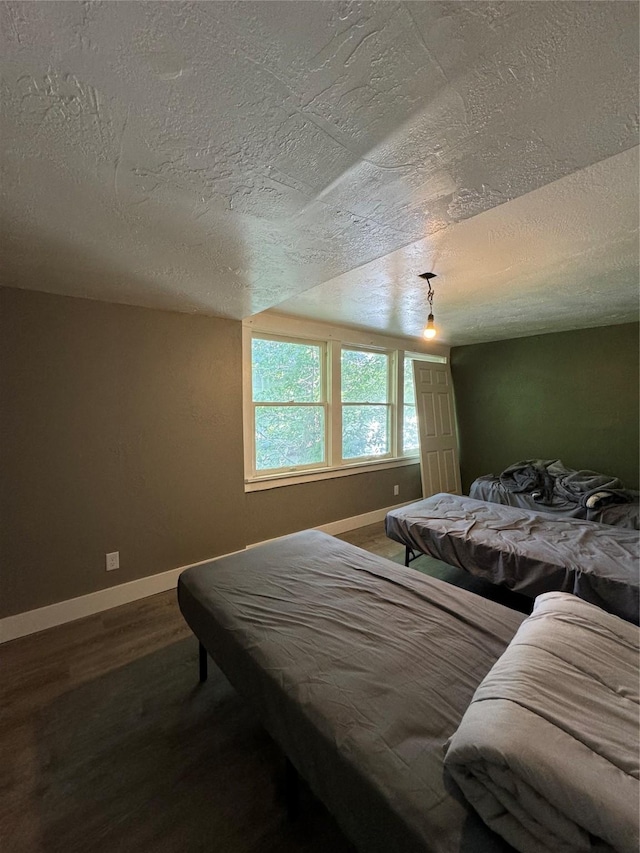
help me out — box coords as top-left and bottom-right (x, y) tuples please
(1, 1), (638, 344)
(270, 146), (640, 345)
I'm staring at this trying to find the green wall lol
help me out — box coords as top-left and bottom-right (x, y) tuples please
(451, 323), (639, 492)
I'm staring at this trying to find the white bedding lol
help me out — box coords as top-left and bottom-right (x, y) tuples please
(444, 592), (639, 853)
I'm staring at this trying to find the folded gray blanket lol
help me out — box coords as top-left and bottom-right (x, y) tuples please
(444, 592), (639, 853)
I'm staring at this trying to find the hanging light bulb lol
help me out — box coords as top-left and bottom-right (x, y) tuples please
(423, 313), (436, 339)
(418, 272), (437, 340)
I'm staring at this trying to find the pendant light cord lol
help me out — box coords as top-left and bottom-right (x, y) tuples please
(427, 278), (434, 314)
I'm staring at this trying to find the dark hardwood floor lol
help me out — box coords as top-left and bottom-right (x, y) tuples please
(1, 524), (394, 853)
(336, 523), (405, 560)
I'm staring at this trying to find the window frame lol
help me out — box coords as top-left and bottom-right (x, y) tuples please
(243, 318), (448, 492)
(402, 353), (421, 456)
(340, 345), (394, 464)
(251, 333), (329, 476)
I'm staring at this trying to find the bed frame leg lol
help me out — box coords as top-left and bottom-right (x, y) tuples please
(199, 641), (208, 682)
(405, 545), (411, 567)
(284, 757), (300, 821)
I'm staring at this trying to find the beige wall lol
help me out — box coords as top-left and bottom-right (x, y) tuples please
(0, 287), (422, 618)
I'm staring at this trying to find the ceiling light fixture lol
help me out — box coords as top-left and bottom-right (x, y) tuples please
(419, 272), (437, 339)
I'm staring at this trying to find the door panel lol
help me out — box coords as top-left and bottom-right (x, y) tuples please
(413, 361), (461, 497)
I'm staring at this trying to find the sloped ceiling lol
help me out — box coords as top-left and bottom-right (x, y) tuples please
(1, 1), (638, 344)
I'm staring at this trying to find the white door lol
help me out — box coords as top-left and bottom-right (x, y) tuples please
(412, 360), (461, 497)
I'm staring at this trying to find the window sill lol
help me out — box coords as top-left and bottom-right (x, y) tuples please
(245, 457), (420, 492)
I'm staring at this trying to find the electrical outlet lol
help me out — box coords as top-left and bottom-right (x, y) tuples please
(393, 485), (400, 496)
(106, 551), (120, 571)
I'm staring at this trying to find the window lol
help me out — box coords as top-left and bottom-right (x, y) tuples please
(341, 348), (391, 460)
(245, 325), (446, 488)
(252, 336), (326, 473)
(403, 356), (419, 455)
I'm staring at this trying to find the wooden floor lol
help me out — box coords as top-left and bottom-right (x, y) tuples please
(1, 524), (398, 853)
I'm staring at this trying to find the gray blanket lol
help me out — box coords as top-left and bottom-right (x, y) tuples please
(475, 460), (640, 528)
(385, 494), (640, 623)
(499, 459), (631, 505)
(444, 592), (639, 853)
(471, 475), (640, 529)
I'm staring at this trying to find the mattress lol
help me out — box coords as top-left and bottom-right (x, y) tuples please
(471, 475), (640, 529)
(385, 494), (640, 624)
(178, 529), (525, 853)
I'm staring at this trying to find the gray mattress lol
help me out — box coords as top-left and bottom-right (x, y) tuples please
(385, 494), (640, 624)
(178, 529), (525, 853)
(470, 475), (640, 529)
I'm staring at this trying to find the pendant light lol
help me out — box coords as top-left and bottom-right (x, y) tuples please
(419, 272), (437, 339)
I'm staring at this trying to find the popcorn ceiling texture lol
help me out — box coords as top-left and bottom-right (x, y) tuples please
(0, 1), (638, 343)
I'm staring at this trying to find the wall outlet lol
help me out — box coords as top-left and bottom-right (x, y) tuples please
(106, 551), (120, 571)
(393, 485), (400, 496)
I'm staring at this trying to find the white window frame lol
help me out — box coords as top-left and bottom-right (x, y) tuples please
(251, 333), (329, 476)
(340, 345), (394, 465)
(402, 352), (426, 457)
(243, 316), (449, 492)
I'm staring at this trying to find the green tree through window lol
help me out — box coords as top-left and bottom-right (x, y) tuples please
(403, 356), (419, 454)
(249, 332), (441, 478)
(252, 338), (325, 471)
(341, 349), (390, 459)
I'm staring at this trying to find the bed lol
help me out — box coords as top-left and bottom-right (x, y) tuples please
(177, 529), (639, 853)
(385, 493), (640, 624)
(470, 460), (640, 530)
(178, 529), (525, 853)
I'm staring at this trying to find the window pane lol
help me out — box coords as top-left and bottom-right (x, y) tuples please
(341, 350), (388, 403)
(403, 404), (419, 453)
(255, 406), (325, 470)
(403, 357), (416, 405)
(342, 405), (389, 459)
(252, 339), (321, 403)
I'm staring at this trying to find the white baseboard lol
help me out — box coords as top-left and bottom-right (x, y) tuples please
(318, 501), (413, 535)
(0, 500), (414, 644)
(247, 499), (415, 549)
(0, 549), (243, 646)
